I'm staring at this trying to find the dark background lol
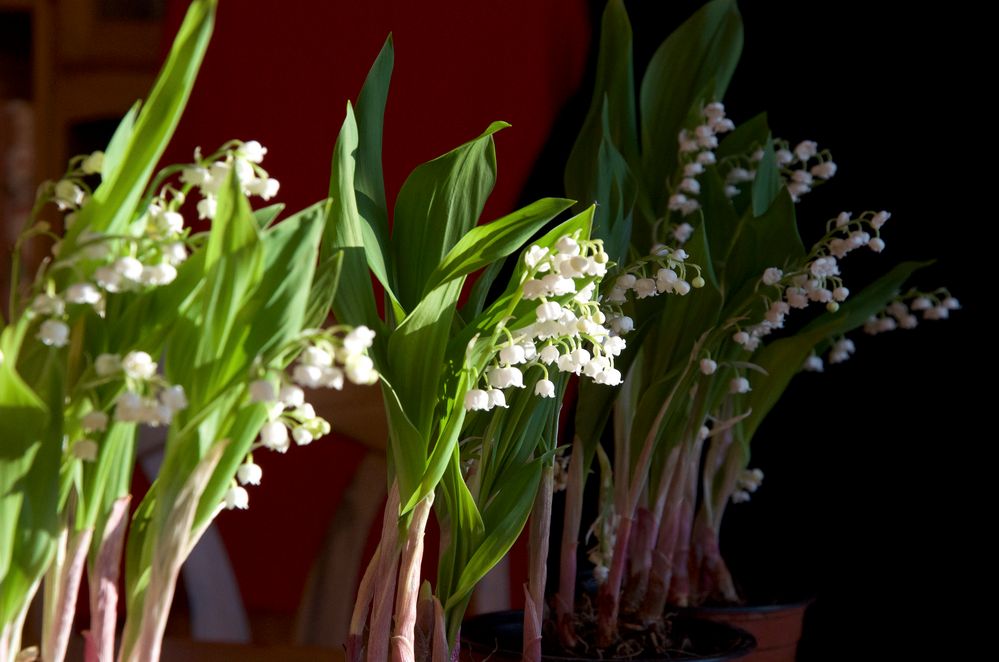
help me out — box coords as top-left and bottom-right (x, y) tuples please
(521, 1), (988, 659)
(562, 2), (984, 659)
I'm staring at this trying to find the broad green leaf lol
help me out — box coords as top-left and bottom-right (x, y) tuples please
(699, 167), (740, 278)
(644, 221), (722, 380)
(304, 250), (343, 330)
(65, 0), (215, 246)
(565, 0), (639, 209)
(750, 136), (780, 218)
(0, 346), (62, 623)
(354, 35), (394, 303)
(100, 102), (140, 185)
(639, 0), (743, 197)
(232, 199), (326, 361)
(381, 383), (429, 509)
(722, 189), (803, 302)
(111, 247), (208, 352)
(458, 259), (505, 321)
(716, 111), (768, 161)
(424, 198), (574, 294)
(387, 279), (463, 441)
(444, 459), (542, 611)
(404, 382), (467, 514)
(325, 104), (383, 333)
(436, 451), (484, 636)
(392, 121), (507, 311)
(591, 101), (637, 265)
(194, 402), (269, 531)
(0, 323), (49, 593)
(253, 203), (286, 229)
(80, 422), (136, 530)
(188, 174), (264, 399)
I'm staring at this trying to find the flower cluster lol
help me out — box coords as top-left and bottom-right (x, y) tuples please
(770, 138), (837, 202)
(728, 209), (895, 360)
(225, 325), (379, 510)
(68, 350), (189, 463)
(463, 234), (623, 412)
(605, 245), (706, 310)
(29, 141), (284, 352)
(731, 468), (764, 504)
(99, 351), (189, 426)
(866, 290), (960, 334)
(669, 102), (735, 216)
(180, 140), (280, 220)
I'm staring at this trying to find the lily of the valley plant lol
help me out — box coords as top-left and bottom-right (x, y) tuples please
(548, 0), (958, 656)
(327, 39), (628, 662)
(0, 3), (376, 661)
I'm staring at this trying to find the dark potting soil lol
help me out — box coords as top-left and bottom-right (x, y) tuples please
(462, 599), (754, 661)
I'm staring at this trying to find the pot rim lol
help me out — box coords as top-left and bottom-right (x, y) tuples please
(689, 597), (815, 616)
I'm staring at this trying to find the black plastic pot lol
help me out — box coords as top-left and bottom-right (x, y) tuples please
(460, 609), (756, 661)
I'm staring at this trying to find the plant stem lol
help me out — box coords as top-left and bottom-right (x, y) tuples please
(595, 352), (697, 648)
(367, 481), (401, 662)
(42, 526), (93, 662)
(595, 514), (632, 648)
(523, 464), (554, 662)
(120, 445), (225, 662)
(391, 492), (435, 662)
(667, 452), (699, 607)
(637, 444), (689, 625)
(348, 542), (382, 662)
(624, 442), (682, 614)
(431, 598), (448, 662)
(86, 496), (130, 662)
(620, 506), (654, 614)
(0, 578), (41, 662)
(556, 437), (585, 649)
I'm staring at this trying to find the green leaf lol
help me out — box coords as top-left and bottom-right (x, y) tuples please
(186, 172), (264, 399)
(253, 203), (286, 229)
(381, 384), (429, 510)
(0, 323), (49, 594)
(233, 199), (326, 360)
(643, 222), (722, 379)
(750, 136), (780, 218)
(100, 102), (140, 185)
(324, 103), (384, 333)
(436, 452), (484, 622)
(404, 384), (467, 514)
(392, 121), (507, 311)
(699, 167), (740, 278)
(194, 402), (269, 531)
(565, 0), (639, 209)
(444, 459), (542, 611)
(0, 335), (61, 623)
(591, 102), (637, 265)
(639, 0), (743, 195)
(354, 35), (394, 301)
(716, 111), (768, 161)
(424, 198), (574, 294)
(722, 189), (803, 301)
(65, 0), (216, 245)
(386, 280), (463, 441)
(459, 259), (505, 321)
(80, 422), (137, 530)
(304, 249), (343, 330)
